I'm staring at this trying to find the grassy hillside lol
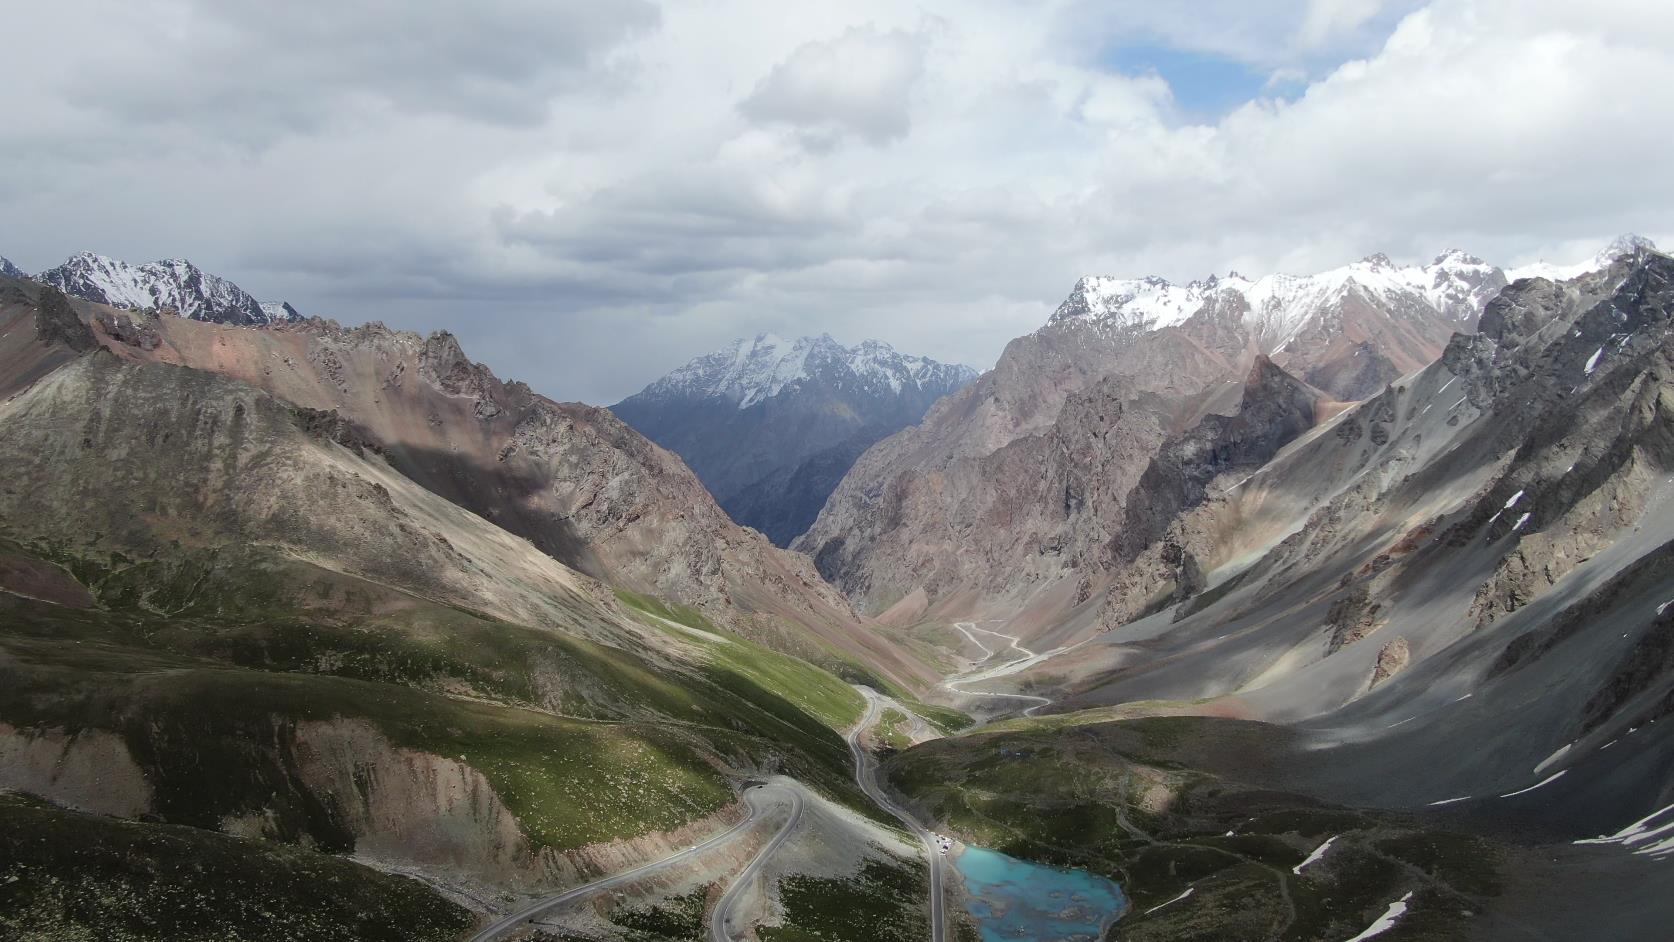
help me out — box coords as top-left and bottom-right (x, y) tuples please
(0, 792), (472, 942)
(0, 537), (902, 929)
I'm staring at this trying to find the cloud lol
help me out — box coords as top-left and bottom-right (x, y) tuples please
(2, 0), (1672, 406)
(1300, 0), (1394, 47)
(49, 0), (660, 142)
(739, 26), (926, 148)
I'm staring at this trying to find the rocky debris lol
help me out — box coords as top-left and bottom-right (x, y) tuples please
(1369, 637), (1410, 689)
(92, 309), (163, 351)
(295, 406), (383, 458)
(1325, 585), (1383, 654)
(419, 330), (498, 402)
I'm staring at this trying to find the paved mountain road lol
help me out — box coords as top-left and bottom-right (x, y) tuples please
(849, 687), (947, 942)
(709, 786), (806, 941)
(944, 622), (1061, 717)
(465, 783), (791, 942)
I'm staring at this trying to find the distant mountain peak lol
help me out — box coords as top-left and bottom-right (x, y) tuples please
(1603, 233), (1658, 257)
(1049, 247), (1511, 348)
(613, 334), (979, 545)
(35, 250), (302, 327)
(0, 255), (23, 280)
(1507, 233), (1663, 284)
(634, 333), (977, 411)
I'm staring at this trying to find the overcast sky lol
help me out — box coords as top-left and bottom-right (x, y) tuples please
(6, 0), (1672, 404)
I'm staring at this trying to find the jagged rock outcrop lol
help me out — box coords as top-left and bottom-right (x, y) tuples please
(32, 286), (97, 352)
(1110, 356), (1321, 565)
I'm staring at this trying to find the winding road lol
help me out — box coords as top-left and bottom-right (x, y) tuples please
(465, 783), (794, 942)
(468, 630), (1037, 942)
(709, 786), (805, 941)
(849, 687), (947, 942)
(944, 622), (1057, 717)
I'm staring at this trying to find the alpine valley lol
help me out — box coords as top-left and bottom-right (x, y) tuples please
(3, 234), (1673, 942)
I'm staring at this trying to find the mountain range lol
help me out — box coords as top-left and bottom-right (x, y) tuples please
(3, 234), (1674, 941)
(30, 250), (303, 325)
(798, 237), (1650, 619)
(612, 333), (977, 546)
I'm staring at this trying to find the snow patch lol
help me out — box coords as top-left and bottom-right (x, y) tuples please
(1341, 892), (1414, 942)
(1143, 886), (1194, 915)
(1500, 770), (1566, 799)
(1293, 835), (1338, 875)
(1532, 743), (1572, 775)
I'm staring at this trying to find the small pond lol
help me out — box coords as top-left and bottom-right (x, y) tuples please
(953, 845), (1127, 941)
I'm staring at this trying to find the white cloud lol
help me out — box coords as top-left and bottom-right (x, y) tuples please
(739, 26), (926, 148)
(2, 0), (1671, 404)
(1300, 0), (1392, 47)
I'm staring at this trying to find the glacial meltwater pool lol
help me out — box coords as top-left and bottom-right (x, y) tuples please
(953, 846), (1127, 941)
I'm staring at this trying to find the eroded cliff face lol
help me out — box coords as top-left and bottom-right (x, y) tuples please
(0, 723), (152, 817)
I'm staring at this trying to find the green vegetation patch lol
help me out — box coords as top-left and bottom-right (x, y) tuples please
(0, 648), (733, 853)
(875, 708), (911, 751)
(757, 858), (929, 942)
(0, 792), (472, 942)
(609, 886), (712, 941)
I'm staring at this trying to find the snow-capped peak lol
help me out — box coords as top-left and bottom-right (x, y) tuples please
(1506, 234), (1661, 284)
(1050, 246), (1512, 351)
(260, 300), (303, 321)
(35, 251), (301, 326)
(631, 333), (978, 410)
(0, 255), (24, 280)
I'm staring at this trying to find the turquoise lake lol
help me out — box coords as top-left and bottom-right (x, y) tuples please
(953, 846), (1127, 941)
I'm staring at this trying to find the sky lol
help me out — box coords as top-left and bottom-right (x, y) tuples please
(5, 0), (1673, 404)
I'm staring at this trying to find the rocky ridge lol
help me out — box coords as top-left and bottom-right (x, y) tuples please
(34, 250), (302, 326)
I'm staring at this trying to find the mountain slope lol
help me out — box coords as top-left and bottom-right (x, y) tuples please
(35, 251), (301, 326)
(873, 246), (1674, 942)
(19, 291), (929, 687)
(798, 240), (1649, 622)
(0, 276), (944, 938)
(612, 333), (976, 545)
